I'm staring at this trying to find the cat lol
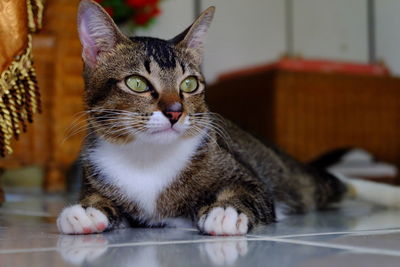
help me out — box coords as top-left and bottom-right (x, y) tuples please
(57, 0), (400, 236)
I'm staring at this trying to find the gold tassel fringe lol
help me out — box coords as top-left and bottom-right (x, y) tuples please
(27, 0), (44, 33)
(0, 0), (44, 156)
(0, 36), (41, 156)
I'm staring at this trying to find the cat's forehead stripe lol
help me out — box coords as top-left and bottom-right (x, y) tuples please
(144, 60), (151, 74)
(180, 62), (186, 74)
(131, 37), (176, 69)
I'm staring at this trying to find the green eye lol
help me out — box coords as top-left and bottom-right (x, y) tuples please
(180, 77), (198, 93)
(126, 75), (149, 92)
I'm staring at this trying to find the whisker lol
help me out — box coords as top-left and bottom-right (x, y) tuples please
(191, 119), (230, 140)
(62, 119), (147, 143)
(63, 109), (150, 142)
(105, 125), (147, 139)
(189, 116), (232, 151)
(189, 124), (223, 152)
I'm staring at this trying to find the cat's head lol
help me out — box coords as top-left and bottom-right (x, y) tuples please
(78, 0), (215, 144)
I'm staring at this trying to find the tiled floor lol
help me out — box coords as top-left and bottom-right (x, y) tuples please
(1, 191), (400, 267)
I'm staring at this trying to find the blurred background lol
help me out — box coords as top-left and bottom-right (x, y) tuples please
(1, 0), (400, 194)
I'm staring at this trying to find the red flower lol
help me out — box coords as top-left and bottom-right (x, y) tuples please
(94, 0), (103, 3)
(126, 0), (148, 8)
(104, 7), (114, 17)
(134, 13), (151, 25)
(149, 5), (161, 16)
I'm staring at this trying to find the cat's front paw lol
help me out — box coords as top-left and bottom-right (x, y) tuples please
(198, 206), (249, 236)
(57, 204), (109, 234)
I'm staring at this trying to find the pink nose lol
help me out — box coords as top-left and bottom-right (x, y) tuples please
(164, 111), (182, 125)
(162, 102), (183, 125)
(166, 111), (182, 121)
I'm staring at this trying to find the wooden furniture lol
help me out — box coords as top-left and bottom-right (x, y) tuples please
(207, 60), (400, 177)
(0, 171), (4, 204)
(0, 0), (85, 191)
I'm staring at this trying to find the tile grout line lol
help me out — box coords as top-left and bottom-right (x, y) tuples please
(2, 235), (400, 257)
(250, 235), (400, 257)
(251, 228), (400, 239)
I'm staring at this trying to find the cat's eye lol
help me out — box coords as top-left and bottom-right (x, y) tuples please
(180, 76), (198, 93)
(126, 75), (149, 93)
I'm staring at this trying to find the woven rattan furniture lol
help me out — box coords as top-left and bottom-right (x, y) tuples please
(0, 0), (84, 192)
(207, 59), (400, 182)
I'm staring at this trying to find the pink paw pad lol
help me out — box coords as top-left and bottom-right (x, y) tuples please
(96, 223), (106, 231)
(83, 227), (92, 234)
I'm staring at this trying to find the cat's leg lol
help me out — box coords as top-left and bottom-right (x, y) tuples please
(197, 185), (274, 236)
(57, 193), (121, 235)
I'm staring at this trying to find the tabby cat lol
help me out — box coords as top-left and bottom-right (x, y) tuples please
(57, 0), (399, 235)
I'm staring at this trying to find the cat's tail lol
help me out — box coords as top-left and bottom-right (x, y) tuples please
(333, 172), (400, 208)
(310, 148), (400, 208)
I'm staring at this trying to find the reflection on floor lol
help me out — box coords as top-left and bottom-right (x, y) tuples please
(1, 191), (400, 267)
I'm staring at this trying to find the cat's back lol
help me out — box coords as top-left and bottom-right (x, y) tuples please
(216, 117), (290, 180)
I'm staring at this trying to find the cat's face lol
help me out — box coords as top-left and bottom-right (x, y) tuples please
(78, 0), (215, 144)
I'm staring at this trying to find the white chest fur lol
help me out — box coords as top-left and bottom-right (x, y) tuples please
(87, 135), (203, 218)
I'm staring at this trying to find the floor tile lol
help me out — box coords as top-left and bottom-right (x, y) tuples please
(289, 231), (400, 251)
(2, 238), (390, 267)
(251, 200), (400, 238)
(296, 252), (400, 267)
(2, 192), (400, 266)
(0, 220), (216, 251)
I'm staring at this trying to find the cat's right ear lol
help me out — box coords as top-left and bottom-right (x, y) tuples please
(171, 6), (215, 65)
(78, 0), (126, 67)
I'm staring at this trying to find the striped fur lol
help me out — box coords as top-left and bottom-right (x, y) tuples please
(58, 0), (359, 235)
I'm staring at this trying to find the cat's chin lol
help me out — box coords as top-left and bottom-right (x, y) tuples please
(136, 128), (184, 144)
(149, 128), (180, 135)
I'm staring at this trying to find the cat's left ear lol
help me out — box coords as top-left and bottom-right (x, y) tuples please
(171, 6), (215, 64)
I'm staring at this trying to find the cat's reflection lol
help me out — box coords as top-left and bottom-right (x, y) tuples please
(199, 240), (248, 266)
(57, 234), (108, 265)
(56, 229), (249, 267)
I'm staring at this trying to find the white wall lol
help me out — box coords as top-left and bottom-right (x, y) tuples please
(200, 0), (286, 83)
(133, 0), (400, 82)
(134, 0), (286, 83)
(292, 0), (368, 62)
(376, 0), (400, 76)
(135, 0), (194, 39)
